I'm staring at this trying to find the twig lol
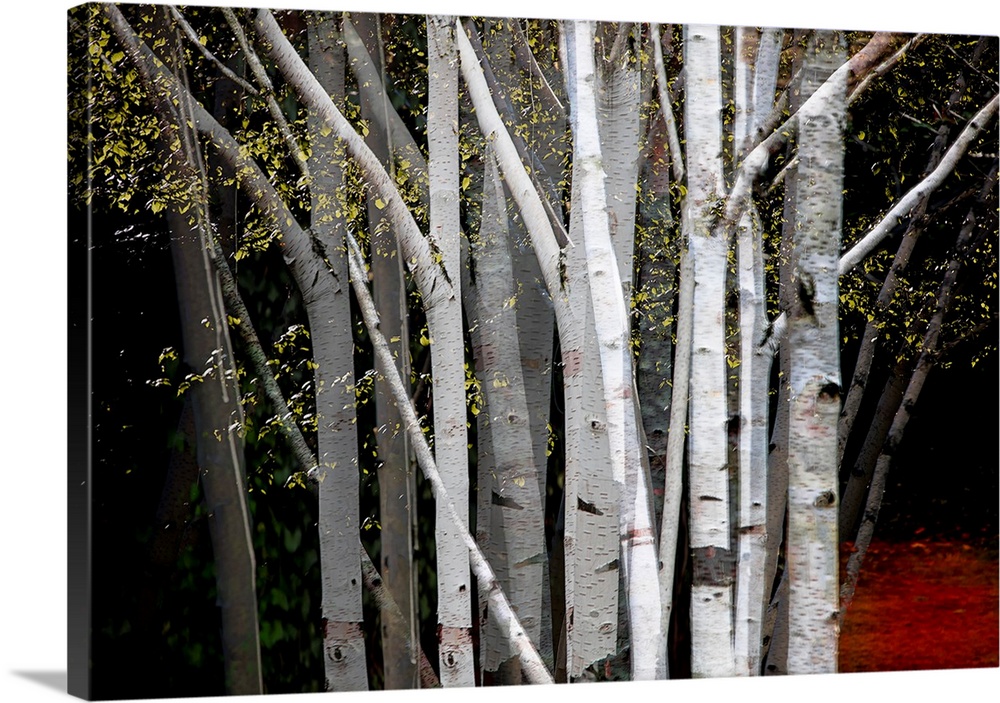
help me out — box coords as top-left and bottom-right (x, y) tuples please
(222, 7), (311, 181)
(167, 5), (259, 95)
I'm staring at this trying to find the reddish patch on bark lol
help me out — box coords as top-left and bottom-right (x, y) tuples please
(839, 539), (999, 672)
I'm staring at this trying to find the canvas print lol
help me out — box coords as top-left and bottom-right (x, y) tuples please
(67, 2), (999, 699)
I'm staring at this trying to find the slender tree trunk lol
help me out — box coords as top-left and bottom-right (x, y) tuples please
(785, 30), (846, 675)
(734, 204), (769, 677)
(351, 12), (421, 689)
(732, 27), (772, 677)
(306, 14), (369, 691)
(683, 23), (735, 679)
(838, 59), (977, 487)
(840, 179), (995, 623)
(839, 366), (906, 537)
(478, 24), (555, 675)
(566, 19), (665, 680)
(562, 155), (620, 681)
(345, 234), (555, 684)
(457, 25), (617, 680)
(761, 31), (829, 674)
(104, 10), (440, 690)
(465, 148), (548, 682)
(426, 16), (476, 687)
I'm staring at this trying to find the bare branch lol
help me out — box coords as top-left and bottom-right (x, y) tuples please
(222, 7), (312, 181)
(166, 5), (259, 95)
(650, 22), (685, 182)
(839, 93), (998, 276)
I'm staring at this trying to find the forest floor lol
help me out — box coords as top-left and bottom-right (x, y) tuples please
(839, 537), (999, 673)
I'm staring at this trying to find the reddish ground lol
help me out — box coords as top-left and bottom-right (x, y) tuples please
(839, 538), (999, 673)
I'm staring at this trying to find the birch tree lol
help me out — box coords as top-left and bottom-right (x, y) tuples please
(783, 30), (846, 675)
(682, 23), (735, 679)
(75, 4), (998, 693)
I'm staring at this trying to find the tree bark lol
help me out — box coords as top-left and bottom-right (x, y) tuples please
(103, 6), (264, 693)
(305, 14), (369, 691)
(785, 30), (846, 676)
(683, 23), (735, 679)
(466, 148), (547, 680)
(426, 15), (476, 687)
(346, 234), (555, 684)
(350, 12), (421, 690)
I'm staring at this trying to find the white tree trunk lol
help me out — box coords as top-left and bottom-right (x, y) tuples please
(734, 206), (769, 677)
(466, 149), (547, 678)
(566, 19), (664, 681)
(649, 22), (685, 183)
(732, 28), (771, 677)
(683, 22), (735, 679)
(306, 14), (369, 691)
(785, 30), (846, 676)
(751, 28), (783, 139)
(562, 160), (620, 681)
(478, 24), (557, 671)
(426, 15), (476, 687)
(345, 235), (555, 684)
(254, 9), (454, 314)
(350, 12), (420, 690)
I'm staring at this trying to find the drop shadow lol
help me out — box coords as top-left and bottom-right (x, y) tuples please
(11, 670), (67, 694)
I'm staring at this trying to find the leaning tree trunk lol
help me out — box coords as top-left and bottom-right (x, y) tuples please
(784, 30), (846, 676)
(840, 172), (996, 622)
(477, 24), (554, 676)
(458, 18), (620, 680)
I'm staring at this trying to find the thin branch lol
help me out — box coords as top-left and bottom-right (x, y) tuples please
(214, 245), (441, 687)
(606, 21), (634, 69)
(222, 7), (312, 181)
(509, 20), (565, 116)
(650, 22), (685, 182)
(722, 32), (901, 246)
(104, 6), (438, 685)
(456, 17), (566, 299)
(847, 33), (927, 104)
(943, 40), (1000, 90)
(758, 92), (998, 357)
(461, 18), (572, 247)
(839, 197), (983, 625)
(839, 93), (998, 276)
(254, 9), (452, 309)
(166, 5), (259, 95)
